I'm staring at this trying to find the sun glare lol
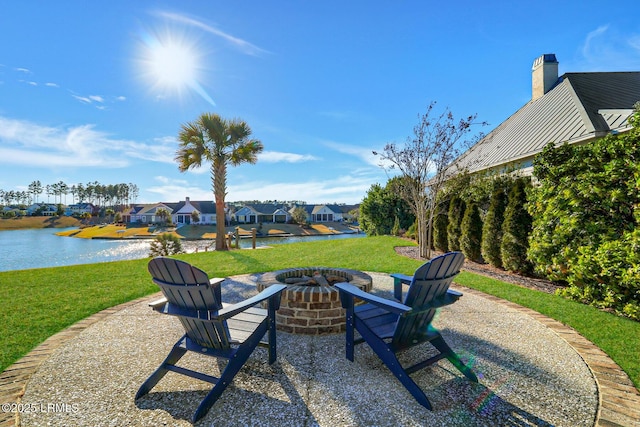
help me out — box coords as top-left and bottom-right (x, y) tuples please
(137, 28), (215, 106)
(150, 41), (197, 87)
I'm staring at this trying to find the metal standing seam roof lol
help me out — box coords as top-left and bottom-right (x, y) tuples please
(453, 72), (640, 175)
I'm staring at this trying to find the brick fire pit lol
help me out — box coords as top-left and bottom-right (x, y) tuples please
(256, 267), (372, 334)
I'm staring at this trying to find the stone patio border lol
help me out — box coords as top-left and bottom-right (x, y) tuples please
(1, 286), (638, 427)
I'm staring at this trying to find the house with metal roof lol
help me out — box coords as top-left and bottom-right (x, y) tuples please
(124, 198), (218, 225)
(124, 203), (175, 224)
(234, 204), (291, 224)
(293, 204), (356, 223)
(452, 54), (640, 176)
(171, 198), (217, 225)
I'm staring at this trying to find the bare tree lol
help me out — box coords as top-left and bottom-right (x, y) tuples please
(374, 102), (486, 259)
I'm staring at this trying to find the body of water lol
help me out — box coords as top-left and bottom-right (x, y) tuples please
(0, 228), (364, 272)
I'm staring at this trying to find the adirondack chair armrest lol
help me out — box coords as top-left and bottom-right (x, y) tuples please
(391, 273), (414, 300)
(390, 273), (413, 284)
(409, 291), (463, 315)
(151, 301), (211, 319)
(149, 297), (168, 310)
(218, 284), (287, 320)
(335, 282), (410, 315)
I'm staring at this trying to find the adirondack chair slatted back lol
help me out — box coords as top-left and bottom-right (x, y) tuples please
(393, 252), (465, 348)
(148, 257), (230, 349)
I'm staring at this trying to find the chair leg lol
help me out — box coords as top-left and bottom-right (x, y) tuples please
(430, 336), (478, 382)
(267, 308), (277, 365)
(192, 324), (267, 422)
(356, 320), (432, 410)
(136, 339), (188, 399)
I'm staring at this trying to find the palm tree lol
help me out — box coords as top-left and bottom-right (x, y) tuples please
(176, 113), (263, 251)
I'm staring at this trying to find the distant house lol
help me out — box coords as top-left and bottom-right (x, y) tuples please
(333, 204), (359, 223)
(121, 199), (359, 225)
(3, 205), (26, 217)
(26, 203), (58, 216)
(124, 203), (174, 223)
(65, 203), (96, 217)
(235, 204), (290, 224)
(123, 198), (218, 225)
(452, 54), (640, 176)
(171, 198), (217, 225)
(293, 204), (355, 223)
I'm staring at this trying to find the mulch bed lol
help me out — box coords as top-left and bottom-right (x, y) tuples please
(394, 246), (563, 294)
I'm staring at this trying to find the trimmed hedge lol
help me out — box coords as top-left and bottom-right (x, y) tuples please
(446, 196), (465, 251)
(501, 178), (532, 274)
(482, 186), (507, 268)
(528, 109), (640, 320)
(460, 202), (483, 262)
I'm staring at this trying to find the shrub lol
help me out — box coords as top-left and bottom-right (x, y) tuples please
(528, 107), (640, 318)
(391, 216), (401, 236)
(433, 203), (449, 253)
(460, 203), (483, 262)
(558, 227), (640, 321)
(149, 233), (184, 257)
(360, 180), (414, 236)
(482, 186), (507, 268)
(447, 196), (465, 251)
(406, 220), (418, 241)
(501, 178), (532, 274)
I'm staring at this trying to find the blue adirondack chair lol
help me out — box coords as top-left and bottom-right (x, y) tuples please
(335, 251), (478, 410)
(136, 257), (286, 423)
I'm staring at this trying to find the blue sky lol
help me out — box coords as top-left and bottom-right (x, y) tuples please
(1, 1), (639, 204)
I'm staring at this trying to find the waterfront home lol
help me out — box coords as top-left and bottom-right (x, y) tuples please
(65, 203), (96, 217)
(234, 203), (291, 224)
(124, 203), (175, 224)
(171, 198), (217, 225)
(292, 204), (356, 223)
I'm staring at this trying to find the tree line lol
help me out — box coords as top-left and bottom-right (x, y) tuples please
(0, 181), (140, 208)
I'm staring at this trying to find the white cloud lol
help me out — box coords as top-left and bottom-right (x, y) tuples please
(577, 24), (640, 70)
(15, 67), (31, 74)
(72, 94), (105, 104)
(628, 35), (640, 52)
(228, 173), (379, 204)
(259, 151), (319, 163)
(154, 11), (270, 57)
(145, 176), (212, 202)
(45, 82), (59, 87)
(0, 116), (175, 169)
(116, 96), (126, 101)
(123, 136), (177, 164)
(322, 140), (382, 167)
(72, 94), (92, 104)
(140, 170), (379, 204)
(582, 25), (609, 58)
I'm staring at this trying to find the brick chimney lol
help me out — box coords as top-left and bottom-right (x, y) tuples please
(532, 54), (558, 101)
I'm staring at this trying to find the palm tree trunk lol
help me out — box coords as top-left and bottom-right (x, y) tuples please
(212, 159), (228, 251)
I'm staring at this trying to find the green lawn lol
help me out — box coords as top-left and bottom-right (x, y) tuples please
(1, 235), (638, 391)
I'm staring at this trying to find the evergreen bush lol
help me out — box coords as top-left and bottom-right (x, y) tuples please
(391, 216), (401, 236)
(501, 178), (532, 274)
(447, 196), (465, 251)
(460, 202), (483, 262)
(482, 185), (507, 268)
(433, 203), (449, 252)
